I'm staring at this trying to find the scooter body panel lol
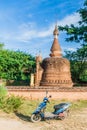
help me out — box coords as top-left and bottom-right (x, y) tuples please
(53, 103), (71, 115)
(33, 102), (47, 114)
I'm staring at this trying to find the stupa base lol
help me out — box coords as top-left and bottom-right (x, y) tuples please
(40, 82), (73, 88)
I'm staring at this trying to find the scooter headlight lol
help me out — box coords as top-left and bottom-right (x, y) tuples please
(43, 97), (48, 102)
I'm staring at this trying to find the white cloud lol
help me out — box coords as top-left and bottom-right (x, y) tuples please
(57, 13), (80, 26)
(15, 12), (80, 42)
(0, 13), (80, 43)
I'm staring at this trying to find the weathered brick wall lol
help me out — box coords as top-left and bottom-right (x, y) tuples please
(8, 91), (87, 100)
(7, 86), (87, 100)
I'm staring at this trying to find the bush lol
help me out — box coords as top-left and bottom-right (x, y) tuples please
(0, 85), (23, 113)
(4, 95), (24, 113)
(0, 85), (7, 109)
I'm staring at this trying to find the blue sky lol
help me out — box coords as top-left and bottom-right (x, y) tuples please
(0, 0), (84, 58)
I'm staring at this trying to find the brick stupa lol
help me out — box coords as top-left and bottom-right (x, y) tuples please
(40, 25), (73, 88)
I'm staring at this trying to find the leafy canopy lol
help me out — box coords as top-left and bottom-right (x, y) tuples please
(59, 0), (87, 45)
(59, 0), (87, 83)
(0, 44), (36, 83)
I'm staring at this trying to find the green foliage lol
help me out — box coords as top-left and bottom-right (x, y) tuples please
(0, 95), (23, 113)
(64, 44), (87, 83)
(3, 95), (24, 113)
(59, 0), (87, 83)
(0, 46), (36, 84)
(59, 0), (87, 45)
(0, 85), (24, 113)
(0, 85), (8, 109)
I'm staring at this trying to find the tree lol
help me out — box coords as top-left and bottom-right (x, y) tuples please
(64, 45), (87, 83)
(59, 0), (87, 83)
(59, 0), (87, 45)
(0, 45), (36, 85)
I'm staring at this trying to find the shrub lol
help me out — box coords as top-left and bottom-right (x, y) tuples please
(0, 85), (7, 109)
(0, 85), (23, 113)
(3, 95), (24, 113)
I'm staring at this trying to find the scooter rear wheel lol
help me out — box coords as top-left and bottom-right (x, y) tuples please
(58, 111), (69, 120)
(31, 114), (41, 123)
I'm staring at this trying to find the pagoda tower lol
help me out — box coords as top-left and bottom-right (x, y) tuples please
(40, 25), (73, 88)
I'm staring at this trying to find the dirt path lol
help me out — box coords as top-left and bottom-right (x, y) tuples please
(0, 108), (87, 130)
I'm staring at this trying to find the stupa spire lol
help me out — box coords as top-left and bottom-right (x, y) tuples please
(50, 24), (62, 57)
(53, 24), (59, 37)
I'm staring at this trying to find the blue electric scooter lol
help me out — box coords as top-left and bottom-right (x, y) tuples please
(31, 94), (71, 123)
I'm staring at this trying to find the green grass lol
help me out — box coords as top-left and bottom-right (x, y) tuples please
(18, 99), (87, 116)
(70, 100), (87, 110)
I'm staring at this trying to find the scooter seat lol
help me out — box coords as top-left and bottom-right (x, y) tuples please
(54, 103), (67, 110)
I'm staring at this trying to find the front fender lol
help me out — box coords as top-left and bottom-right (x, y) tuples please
(32, 111), (40, 114)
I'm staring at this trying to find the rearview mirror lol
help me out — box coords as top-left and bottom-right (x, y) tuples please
(49, 95), (52, 98)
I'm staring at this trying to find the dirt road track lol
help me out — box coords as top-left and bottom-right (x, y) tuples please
(0, 108), (87, 130)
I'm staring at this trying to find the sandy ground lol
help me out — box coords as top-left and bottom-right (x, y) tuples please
(0, 108), (87, 130)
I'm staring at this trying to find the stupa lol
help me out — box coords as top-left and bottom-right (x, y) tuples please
(39, 25), (73, 88)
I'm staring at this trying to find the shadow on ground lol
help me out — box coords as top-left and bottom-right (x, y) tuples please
(14, 112), (61, 123)
(15, 112), (31, 122)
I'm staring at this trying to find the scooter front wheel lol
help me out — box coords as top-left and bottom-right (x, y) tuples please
(31, 114), (41, 123)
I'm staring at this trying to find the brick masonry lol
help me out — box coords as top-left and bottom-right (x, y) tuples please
(7, 86), (87, 100)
